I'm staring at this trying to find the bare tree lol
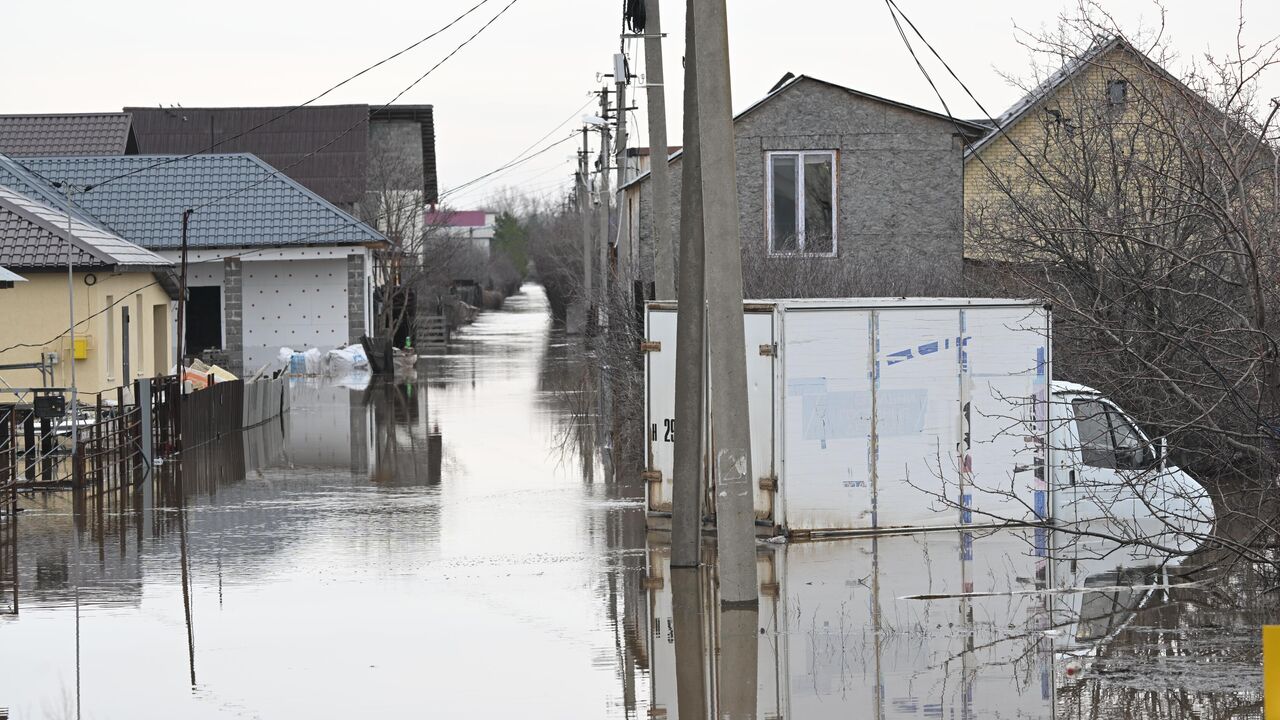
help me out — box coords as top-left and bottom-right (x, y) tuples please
(965, 7), (1280, 541)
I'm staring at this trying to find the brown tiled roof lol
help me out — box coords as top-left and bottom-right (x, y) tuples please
(125, 104), (439, 208)
(0, 113), (136, 156)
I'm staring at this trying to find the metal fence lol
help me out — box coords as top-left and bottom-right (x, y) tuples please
(0, 372), (289, 503)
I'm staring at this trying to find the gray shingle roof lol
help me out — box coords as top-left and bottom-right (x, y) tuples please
(0, 153), (386, 251)
(0, 113), (135, 156)
(0, 184), (171, 270)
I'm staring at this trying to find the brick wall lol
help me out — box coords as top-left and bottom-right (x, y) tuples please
(347, 253), (366, 342)
(223, 257), (243, 375)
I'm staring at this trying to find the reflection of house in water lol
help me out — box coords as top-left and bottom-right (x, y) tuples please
(286, 377), (441, 484)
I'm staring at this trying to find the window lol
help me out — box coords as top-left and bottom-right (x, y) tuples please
(1072, 399), (1154, 471)
(767, 151), (836, 255)
(1107, 79), (1128, 107)
(1073, 400), (1114, 468)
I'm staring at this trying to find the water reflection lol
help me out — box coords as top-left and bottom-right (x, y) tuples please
(641, 529), (1272, 720)
(0, 285), (1269, 719)
(0, 285), (649, 719)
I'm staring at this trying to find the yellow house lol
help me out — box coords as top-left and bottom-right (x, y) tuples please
(962, 37), (1192, 261)
(0, 184), (175, 399)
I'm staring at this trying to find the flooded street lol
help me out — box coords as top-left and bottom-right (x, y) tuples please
(0, 285), (1271, 718)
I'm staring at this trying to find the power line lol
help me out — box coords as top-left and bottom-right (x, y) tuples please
(190, 0), (524, 214)
(80, 0), (498, 194)
(440, 132), (579, 200)
(881, 0), (1271, 432)
(436, 97), (594, 203)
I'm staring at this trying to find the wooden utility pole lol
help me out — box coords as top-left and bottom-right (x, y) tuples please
(670, 0), (705, 570)
(690, 0), (757, 606)
(643, 0), (675, 300)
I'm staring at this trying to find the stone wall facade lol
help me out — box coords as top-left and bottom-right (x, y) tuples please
(347, 253), (366, 343)
(628, 78), (977, 296)
(222, 257), (243, 374)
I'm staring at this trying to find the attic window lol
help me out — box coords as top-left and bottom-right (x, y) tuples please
(1107, 79), (1128, 107)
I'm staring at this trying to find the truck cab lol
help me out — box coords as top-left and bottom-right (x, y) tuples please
(1049, 381), (1214, 559)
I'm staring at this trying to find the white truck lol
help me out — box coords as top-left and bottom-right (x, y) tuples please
(643, 298), (1213, 546)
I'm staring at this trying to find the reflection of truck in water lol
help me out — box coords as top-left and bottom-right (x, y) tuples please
(643, 298), (1213, 544)
(643, 529), (1173, 719)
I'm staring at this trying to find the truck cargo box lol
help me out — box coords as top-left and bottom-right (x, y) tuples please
(643, 298), (1051, 536)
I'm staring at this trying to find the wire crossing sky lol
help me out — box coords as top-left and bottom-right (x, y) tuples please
(7, 0), (1279, 209)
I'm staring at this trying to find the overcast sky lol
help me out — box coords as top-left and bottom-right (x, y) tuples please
(8, 0), (1279, 209)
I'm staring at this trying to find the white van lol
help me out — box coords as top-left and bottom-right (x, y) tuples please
(642, 298), (1214, 546)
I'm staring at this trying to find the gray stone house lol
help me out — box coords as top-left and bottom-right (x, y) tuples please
(621, 75), (987, 296)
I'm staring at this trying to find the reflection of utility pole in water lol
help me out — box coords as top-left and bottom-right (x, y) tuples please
(670, 567), (708, 718)
(872, 535), (884, 720)
(176, 464), (197, 687)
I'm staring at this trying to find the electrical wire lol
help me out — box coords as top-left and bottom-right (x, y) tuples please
(439, 132), (578, 200)
(881, 0), (1271, 431)
(79, 0), (498, 194)
(434, 94), (598, 204)
(189, 0), (524, 214)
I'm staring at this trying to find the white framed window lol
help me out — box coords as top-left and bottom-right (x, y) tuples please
(766, 150), (837, 256)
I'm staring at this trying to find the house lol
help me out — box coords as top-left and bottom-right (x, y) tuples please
(621, 75), (987, 296)
(962, 37), (1205, 261)
(0, 113), (137, 156)
(424, 210), (495, 285)
(0, 265), (25, 289)
(0, 184), (174, 396)
(125, 105), (438, 214)
(0, 153), (387, 375)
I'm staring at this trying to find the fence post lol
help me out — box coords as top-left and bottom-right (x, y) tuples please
(138, 379), (153, 471)
(1265, 625), (1278, 720)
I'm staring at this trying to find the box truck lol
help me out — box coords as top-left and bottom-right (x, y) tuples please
(642, 298), (1213, 545)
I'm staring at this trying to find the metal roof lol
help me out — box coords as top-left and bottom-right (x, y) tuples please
(965, 37), (1129, 157)
(0, 113), (135, 156)
(0, 153), (386, 251)
(125, 104), (438, 207)
(0, 184), (171, 271)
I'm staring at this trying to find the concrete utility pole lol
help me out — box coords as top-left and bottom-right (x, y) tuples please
(643, 0), (676, 300)
(579, 130), (594, 324)
(613, 55), (630, 284)
(597, 86), (613, 313)
(670, 0), (706, 570)
(690, 0), (757, 606)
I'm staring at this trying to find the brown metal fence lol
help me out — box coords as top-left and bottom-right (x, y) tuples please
(0, 374), (286, 501)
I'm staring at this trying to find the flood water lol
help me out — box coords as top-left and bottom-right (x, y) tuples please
(0, 285), (1271, 718)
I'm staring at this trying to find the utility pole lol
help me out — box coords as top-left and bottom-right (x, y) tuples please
(579, 129), (594, 328)
(670, 0), (705, 570)
(613, 55), (630, 285)
(597, 86), (613, 314)
(690, 0), (757, 605)
(642, 0), (675, 300)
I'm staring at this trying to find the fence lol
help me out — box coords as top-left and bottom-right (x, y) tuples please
(0, 372), (289, 503)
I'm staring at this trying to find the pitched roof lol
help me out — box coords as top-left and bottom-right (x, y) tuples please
(0, 153), (386, 251)
(0, 113), (136, 156)
(426, 210), (491, 227)
(0, 266), (28, 282)
(0, 184), (171, 271)
(622, 74), (988, 190)
(965, 36), (1143, 157)
(125, 104), (438, 207)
